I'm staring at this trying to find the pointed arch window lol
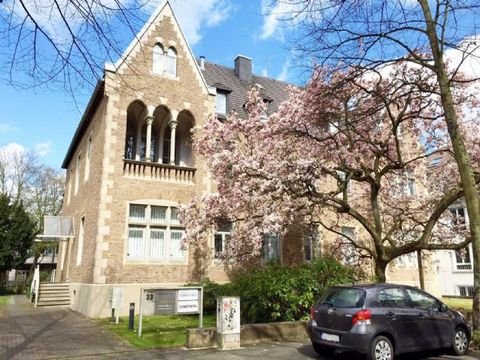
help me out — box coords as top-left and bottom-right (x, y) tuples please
(153, 43), (164, 74)
(165, 47), (177, 76)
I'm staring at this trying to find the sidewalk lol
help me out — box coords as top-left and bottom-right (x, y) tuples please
(0, 295), (132, 359)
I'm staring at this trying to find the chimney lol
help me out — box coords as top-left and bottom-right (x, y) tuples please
(234, 55), (252, 82)
(199, 56), (205, 71)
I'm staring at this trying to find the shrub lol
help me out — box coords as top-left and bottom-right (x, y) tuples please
(229, 258), (361, 323)
(188, 278), (232, 315)
(190, 257), (362, 324)
(40, 271), (50, 282)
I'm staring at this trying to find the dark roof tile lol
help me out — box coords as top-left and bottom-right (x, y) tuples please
(201, 61), (291, 118)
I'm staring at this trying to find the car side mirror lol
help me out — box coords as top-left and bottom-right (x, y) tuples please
(440, 303), (448, 312)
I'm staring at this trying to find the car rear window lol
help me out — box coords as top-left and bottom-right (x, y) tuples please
(319, 287), (366, 308)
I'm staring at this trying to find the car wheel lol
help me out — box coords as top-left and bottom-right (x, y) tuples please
(312, 342), (334, 357)
(368, 335), (394, 360)
(451, 327), (469, 356)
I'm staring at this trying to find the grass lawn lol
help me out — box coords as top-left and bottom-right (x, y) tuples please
(0, 296), (12, 305)
(98, 314), (216, 349)
(442, 297), (472, 311)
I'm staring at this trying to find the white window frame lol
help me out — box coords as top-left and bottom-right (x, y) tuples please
(76, 215), (85, 266)
(450, 207), (468, 227)
(126, 203), (186, 264)
(215, 91), (227, 115)
(454, 245), (472, 271)
(153, 43), (164, 74)
(303, 226), (318, 262)
(406, 171), (416, 196)
(337, 170), (352, 195)
(74, 152), (81, 195)
(67, 168), (73, 205)
(84, 133), (93, 182)
(213, 224), (232, 260)
(457, 285), (474, 297)
(164, 47), (177, 76)
(263, 233), (281, 262)
(340, 226), (357, 266)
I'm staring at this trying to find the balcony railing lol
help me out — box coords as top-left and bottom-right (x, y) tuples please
(123, 159), (196, 183)
(455, 263), (472, 271)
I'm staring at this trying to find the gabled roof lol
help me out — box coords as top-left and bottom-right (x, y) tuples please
(201, 61), (292, 117)
(104, 0), (211, 95)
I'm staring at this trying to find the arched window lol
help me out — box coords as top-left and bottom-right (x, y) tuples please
(162, 127), (171, 164)
(153, 43), (164, 74)
(164, 47), (177, 76)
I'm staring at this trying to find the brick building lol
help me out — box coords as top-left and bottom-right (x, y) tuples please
(56, 1), (441, 318)
(56, 0), (294, 317)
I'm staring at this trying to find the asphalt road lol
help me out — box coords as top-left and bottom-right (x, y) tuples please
(70, 342), (480, 360)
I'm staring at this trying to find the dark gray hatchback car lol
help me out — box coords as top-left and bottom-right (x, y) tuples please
(308, 284), (470, 360)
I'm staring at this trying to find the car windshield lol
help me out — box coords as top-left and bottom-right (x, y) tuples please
(319, 287), (366, 308)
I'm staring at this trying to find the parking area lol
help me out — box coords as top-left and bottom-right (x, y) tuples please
(1, 295), (480, 360)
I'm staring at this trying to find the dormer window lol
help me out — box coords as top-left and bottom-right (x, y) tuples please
(216, 91), (227, 116)
(152, 44), (177, 77)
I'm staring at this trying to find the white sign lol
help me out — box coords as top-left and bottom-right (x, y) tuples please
(178, 289), (199, 301)
(177, 300), (199, 313)
(109, 287), (124, 309)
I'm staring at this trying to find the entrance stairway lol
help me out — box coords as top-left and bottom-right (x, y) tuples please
(36, 282), (70, 307)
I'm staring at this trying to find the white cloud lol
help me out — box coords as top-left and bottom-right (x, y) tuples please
(0, 123), (14, 134)
(4, 0), (133, 48)
(35, 142), (51, 157)
(172, 0), (234, 45)
(277, 59), (290, 81)
(3, 0), (234, 58)
(259, 0), (312, 41)
(0, 142), (26, 157)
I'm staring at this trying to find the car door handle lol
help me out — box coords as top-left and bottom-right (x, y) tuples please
(386, 311), (395, 317)
(418, 312), (426, 318)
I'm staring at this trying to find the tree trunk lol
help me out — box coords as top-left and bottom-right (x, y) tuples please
(374, 260), (387, 282)
(419, 0), (480, 330)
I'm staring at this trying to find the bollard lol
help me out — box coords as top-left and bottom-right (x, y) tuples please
(128, 302), (135, 330)
(111, 308), (115, 323)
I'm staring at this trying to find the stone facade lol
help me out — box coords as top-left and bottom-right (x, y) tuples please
(58, 2), (229, 317)
(58, 1), (438, 318)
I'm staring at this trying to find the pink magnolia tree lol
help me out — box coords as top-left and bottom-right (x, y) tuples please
(180, 63), (479, 281)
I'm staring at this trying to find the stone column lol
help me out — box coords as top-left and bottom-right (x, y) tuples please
(169, 120), (178, 165)
(144, 116), (154, 162)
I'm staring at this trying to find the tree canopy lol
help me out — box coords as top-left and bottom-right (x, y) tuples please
(0, 194), (37, 273)
(181, 62), (479, 282)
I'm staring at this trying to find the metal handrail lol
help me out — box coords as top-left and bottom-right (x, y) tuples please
(30, 265), (40, 307)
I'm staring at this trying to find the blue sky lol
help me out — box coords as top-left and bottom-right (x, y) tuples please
(0, 0), (302, 170)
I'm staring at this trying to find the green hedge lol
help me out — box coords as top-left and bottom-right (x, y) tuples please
(192, 257), (362, 324)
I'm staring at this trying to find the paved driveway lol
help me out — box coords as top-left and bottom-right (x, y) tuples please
(1, 295), (479, 360)
(0, 295), (132, 359)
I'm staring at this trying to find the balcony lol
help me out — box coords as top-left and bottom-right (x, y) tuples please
(123, 159), (196, 183)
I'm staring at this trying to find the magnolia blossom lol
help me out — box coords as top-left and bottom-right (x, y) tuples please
(180, 61), (479, 280)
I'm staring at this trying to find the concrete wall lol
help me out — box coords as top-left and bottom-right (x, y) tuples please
(70, 282), (203, 318)
(186, 321), (309, 349)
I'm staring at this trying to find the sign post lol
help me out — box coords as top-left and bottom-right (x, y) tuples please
(109, 287), (123, 324)
(137, 286), (203, 338)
